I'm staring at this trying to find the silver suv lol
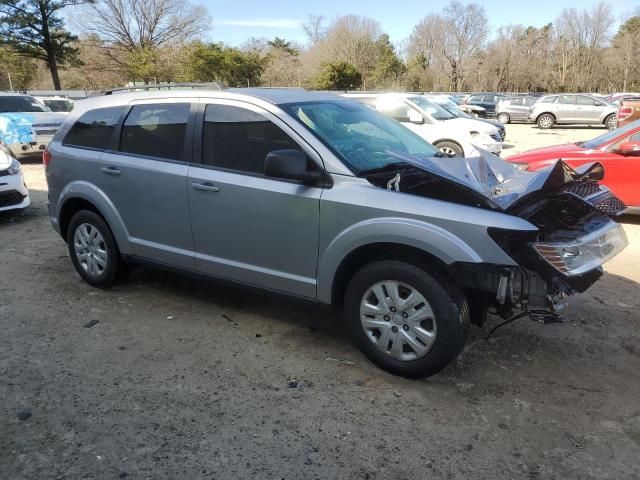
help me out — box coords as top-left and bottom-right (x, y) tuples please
(529, 94), (617, 129)
(45, 89), (628, 378)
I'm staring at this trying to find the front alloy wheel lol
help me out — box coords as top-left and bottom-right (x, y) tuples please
(360, 281), (437, 361)
(345, 260), (469, 378)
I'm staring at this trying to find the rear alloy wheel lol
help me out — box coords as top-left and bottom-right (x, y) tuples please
(537, 114), (555, 129)
(497, 112), (510, 124)
(344, 260), (469, 378)
(605, 114), (616, 130)
(67, 210), (122, 288)
(434, 141), (463, 157)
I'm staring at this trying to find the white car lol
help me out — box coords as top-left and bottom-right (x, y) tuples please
(342, 93), (502, 157)
(0, 141), (30, 212)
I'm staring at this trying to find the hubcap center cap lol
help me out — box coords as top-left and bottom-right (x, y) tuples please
(392, 314), (403, 325)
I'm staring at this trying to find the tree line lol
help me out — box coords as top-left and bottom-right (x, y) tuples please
(0, 0), (638, 93)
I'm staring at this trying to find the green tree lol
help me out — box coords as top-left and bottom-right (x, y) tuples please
(0, 0), (83, 90)
(267, 37), (298, 56)
(0, 45), (36, 90)
(185, 42), (265, 87)
(371, 34), (407, 88)
(314, 62), (362, 90)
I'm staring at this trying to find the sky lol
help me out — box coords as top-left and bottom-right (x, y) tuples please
(206, 0), (638, 47)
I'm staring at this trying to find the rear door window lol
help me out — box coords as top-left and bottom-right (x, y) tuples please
(558, 95), (575, 105)
(120, 103), (190, 161)
(63, 106), (124, 150)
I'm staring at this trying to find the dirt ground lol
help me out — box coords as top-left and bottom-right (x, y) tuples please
(2, 124), (640, 480)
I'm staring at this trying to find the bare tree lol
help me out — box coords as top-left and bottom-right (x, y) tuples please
(303, 14), (326, 45)
(83, 0), (210, 79)
(440, 1), (489, 90)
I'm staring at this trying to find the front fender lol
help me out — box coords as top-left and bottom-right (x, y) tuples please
(55, 181), (131, 254)
(316, 217), (487, 304)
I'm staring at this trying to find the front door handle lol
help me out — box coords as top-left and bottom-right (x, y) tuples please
(192, 182), (220, 192)
(101, 167), (121, 176)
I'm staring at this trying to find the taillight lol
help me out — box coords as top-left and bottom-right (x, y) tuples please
(618, 107), (633, 121)
(43, 149), (51, 167)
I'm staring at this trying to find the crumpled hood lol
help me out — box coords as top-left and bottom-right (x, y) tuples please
(377, 148), (606, 212)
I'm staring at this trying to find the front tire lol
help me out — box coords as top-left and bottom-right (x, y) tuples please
(67, 210), (122, 288)
(344, 260), (470, 378)
(537, 113), (555, 129)
(434, 141), (464, 157)
(497, 112), (510, 124)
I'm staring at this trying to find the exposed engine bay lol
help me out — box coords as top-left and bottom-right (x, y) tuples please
(363, 150), (628, 324)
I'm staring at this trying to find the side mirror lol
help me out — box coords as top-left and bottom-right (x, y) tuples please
(408, 109), (424, 124)
(617, 141), (640, 156)
(264, 149), (321, 185)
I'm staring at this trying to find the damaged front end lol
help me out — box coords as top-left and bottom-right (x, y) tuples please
(364, 149), (628, 323)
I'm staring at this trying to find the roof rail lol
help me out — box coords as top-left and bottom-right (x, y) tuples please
(99, 82), (225, 95)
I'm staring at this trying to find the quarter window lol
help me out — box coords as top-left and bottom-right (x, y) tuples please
(63, 106), (124, 150)
(120, 103), (189, 160)
(202, 104), (302, 174)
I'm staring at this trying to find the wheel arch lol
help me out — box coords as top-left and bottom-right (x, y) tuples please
(316, 217), (485, 308)
(328, 243), (452, 311)
(55, 182), (130, 253)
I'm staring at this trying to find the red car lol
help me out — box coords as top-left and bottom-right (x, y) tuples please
(507, 120), (640, 212)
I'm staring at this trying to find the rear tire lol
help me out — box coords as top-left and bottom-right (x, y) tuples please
(497, 112), (510, 124)
(434, 141), (464, 157)
(67, 210), (122, 288)
(537, 113), (555, 129)
(344, 260), (470, 378)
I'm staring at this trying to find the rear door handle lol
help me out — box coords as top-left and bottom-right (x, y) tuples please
(101, 167), (121, 176)
(192, 182), (220, 192)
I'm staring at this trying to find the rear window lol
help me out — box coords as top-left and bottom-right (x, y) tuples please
(120, 103), (190, 160)
(63, 107), (124, 150)
(0, 95), (49, 113)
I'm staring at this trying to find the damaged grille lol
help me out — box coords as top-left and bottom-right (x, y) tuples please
(0, 190), (25, 208)
(566, 181), (601, 199)
(565, 181), (626, 216)
(591, 195), (626, 215)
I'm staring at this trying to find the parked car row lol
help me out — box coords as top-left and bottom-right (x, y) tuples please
(343, 93), (504, 156)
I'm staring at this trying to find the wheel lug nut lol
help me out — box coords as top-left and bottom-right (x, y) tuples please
(390, 307), (396, 312)
(402, 312), (408, 318)
(391, 326), (398, 333)
(384, 315), (390, 321)
(403, 324), (409, 331)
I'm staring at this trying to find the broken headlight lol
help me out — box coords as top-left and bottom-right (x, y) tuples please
(534, 222), (628, 276)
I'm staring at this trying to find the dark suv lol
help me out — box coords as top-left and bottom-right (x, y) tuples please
(466, 93), (507, 118)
